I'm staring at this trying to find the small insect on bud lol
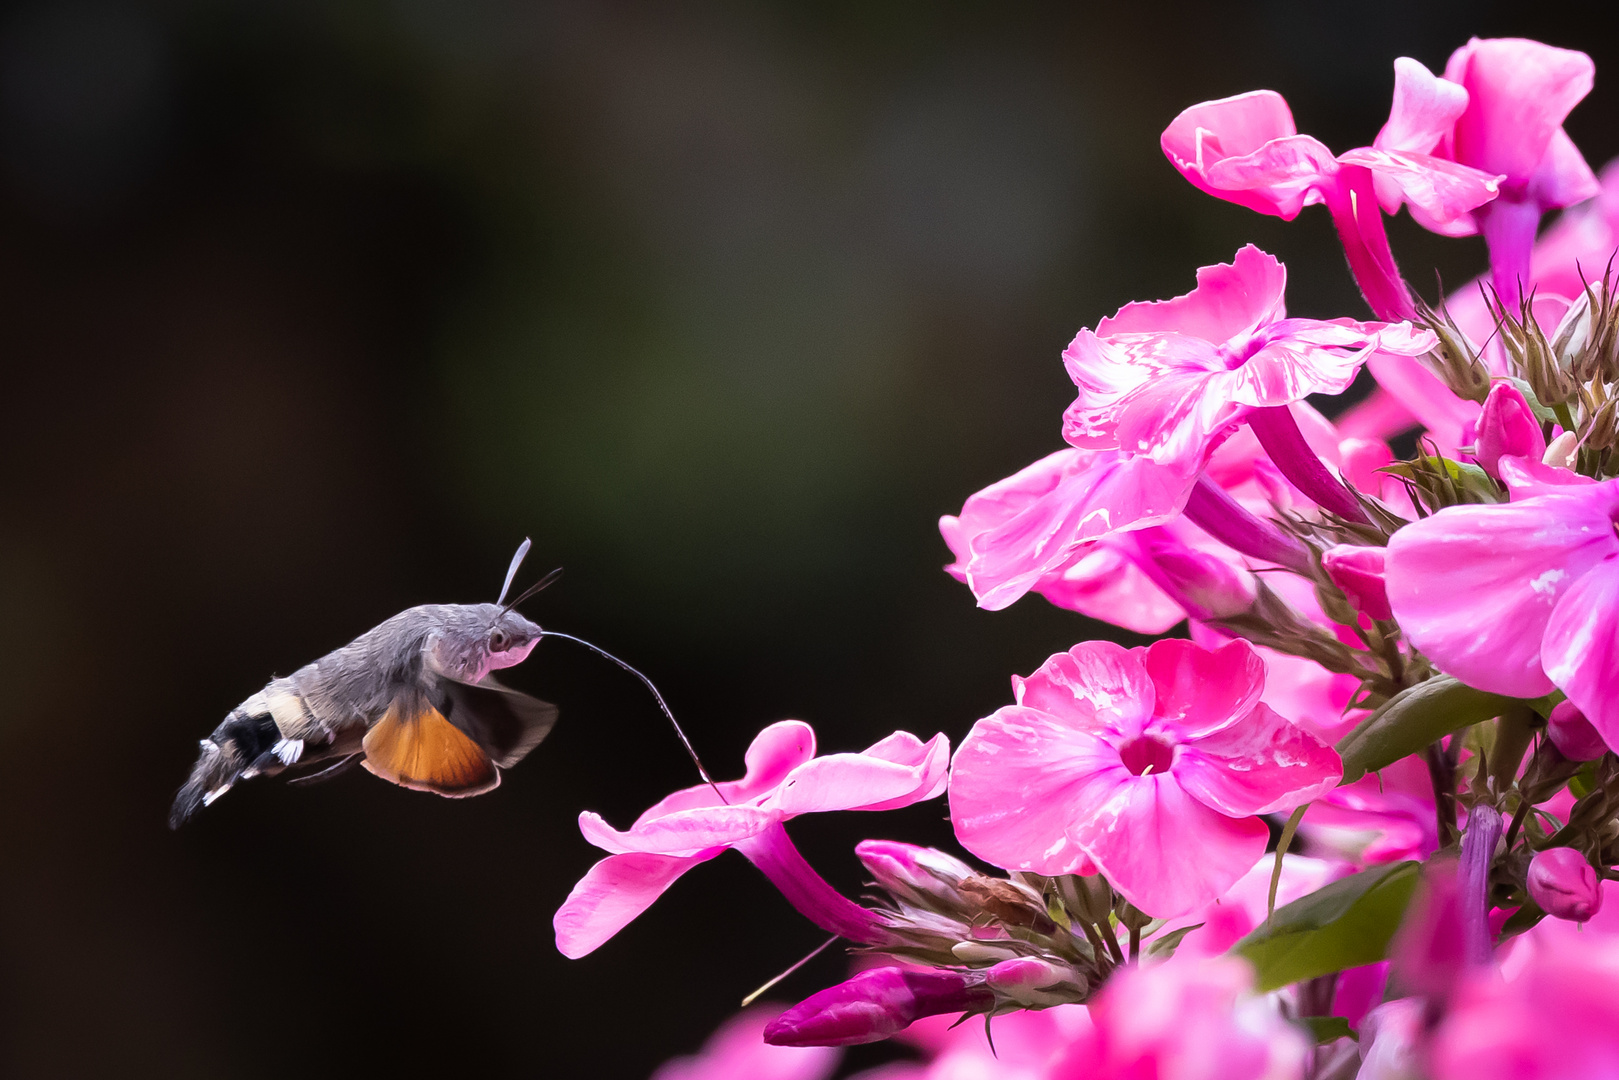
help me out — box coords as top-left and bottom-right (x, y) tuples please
(763, 968), (992, 1047)
(1527, 847), (1604, 923)
(1547, 701), (1609, 762)
(1474, 381), (1546, 480)
(1321, 545), (1392, 621)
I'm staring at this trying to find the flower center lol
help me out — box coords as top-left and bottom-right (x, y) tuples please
(1118, 734), (1176, 777)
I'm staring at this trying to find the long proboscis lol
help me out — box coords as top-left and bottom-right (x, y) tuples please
(540, 630), (722, 797)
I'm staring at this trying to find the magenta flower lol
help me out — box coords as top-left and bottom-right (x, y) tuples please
(938, 446), (1195, 622)
(553, 721), (948, 957)
(948, 638), (1342, 918)
(652, 1007), (841, 1080)
(1162, 87), (1499, 321)
(1046, 957), (1308, 1080)
(1473, 380), (1546, 480)
(1322, 544), (1393, 622)
(1439, 38), (1599, 302)
(1384, 479), (1619, 748)
(1546, 701), (1607, 762)
(1430, 930), (1619, 1080)
(1063, 246), (1428, 466)
(1061, 245), (1431, 522)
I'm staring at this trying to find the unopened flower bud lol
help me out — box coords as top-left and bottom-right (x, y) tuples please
(951, 940), (1021, 964)
(1547, 701), (1608, 761)
(1474, 381), (1546, 480)
(1544, 430), (1579, 469)
(984, 957), (1085, 1007)
(763, 967), (992, 1047)
(1321, 544), (1392, 621)
(856, 840), (975, 907)
(1527, 847), (1603, 923)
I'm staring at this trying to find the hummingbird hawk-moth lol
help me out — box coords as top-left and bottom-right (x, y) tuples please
(170, 541), (562, 827)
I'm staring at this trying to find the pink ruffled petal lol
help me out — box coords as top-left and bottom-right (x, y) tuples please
(1339, 147), (1500, 226)
(1375, 57), (1470, 159)
(1542, 556), (1619, 752)
(1142, 637), (1266, 738)
(1200, 133), (1340, 219)
(1174, 703), (1343, 817)
(1162, 91), (1328, 218)
(629, 720), (818, 822)
(772, 733), (949, 816)
(1014, 641), (1155, 734)
(1096, 244), (1288, 343)
(553, 851), (716, 958)
(948, 705), (1116, 876)
(1528, 126), (1601, 210)
(1068, 771), (1270, 918)
(1386, 486), (1619, 697)
(578, 805), (777, 857)
(1444, 38), (1595, 187)
(945, 449), (1196, 611)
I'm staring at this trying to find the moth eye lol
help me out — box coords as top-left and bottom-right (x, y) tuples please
(489, 631), (510, 652)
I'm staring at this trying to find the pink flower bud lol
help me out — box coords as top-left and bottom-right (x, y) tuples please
(763, 968), (992, 1047)
(984, 957), (1084, 1007)
(855, 840), (974, 906)
(1322, 544), (1392, 621)
(1527, 847), (1603, 923)
(1547, 700), (1609, 761)
(1474, 381), (1546, 479)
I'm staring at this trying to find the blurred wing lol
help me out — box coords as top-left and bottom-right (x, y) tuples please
(442, 678), (559, 770)
(362, 697), (500, 797)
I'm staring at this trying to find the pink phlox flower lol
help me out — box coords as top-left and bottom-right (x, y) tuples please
(1385, 478), (1619, 748)
(1161, 87), (1499, 227)
(1188, 617), (1360, 744)
(1360, 57), (1491, 235)
(938, 446), (1197, 622)
(1430, 924), (1619, 1080)
(554, 721), (948, 958)
(1046, 956), (1309, 1080)
(652, 1006), (841, 1080)
(1061, 246), (1433, 472)
(949, 638), (1342, 918)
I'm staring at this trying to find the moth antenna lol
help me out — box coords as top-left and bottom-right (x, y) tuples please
(498, 538), (533, 606)
(540, 630), (722, 798)
(502, 566), (563, 616)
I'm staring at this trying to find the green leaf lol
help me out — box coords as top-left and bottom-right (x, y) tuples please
(1336, 677), (1513, 783)
(1296, 1015), (1357, 1044)
(1144, 922), (1203, 960)
(1232, 861), (1421, 992)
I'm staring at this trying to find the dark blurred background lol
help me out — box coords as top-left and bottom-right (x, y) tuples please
(1, 2), (1614, 1076)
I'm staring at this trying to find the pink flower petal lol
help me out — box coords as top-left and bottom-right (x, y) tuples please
(578, 805), (777, 857)
(553, 851), (716, 958)
(1542, 556), (1619, 752)
(1068, 771), (1270, 918)
(948, 704), (1115, 876)
(1174, 703), (1343, 817)
(1141, 637), (1266, 738)
(629, 720), (818, 822)
(1340, 147), (1500, 227)
(1499, 455), (1598, 499)
(1444, 38), (1595, 189)
(1386, 486), (1619, 697)
(1035, 542), (1188, 633)
(771, 733), (949, 816)
(1162, 91), (1336, 219)
(1376, 57), (1470, 159)
(1014, 641), (1156, 734)
(1096, 244), (1287, 343)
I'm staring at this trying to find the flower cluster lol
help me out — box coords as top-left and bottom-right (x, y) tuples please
(558, 35), (1619, 1080)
